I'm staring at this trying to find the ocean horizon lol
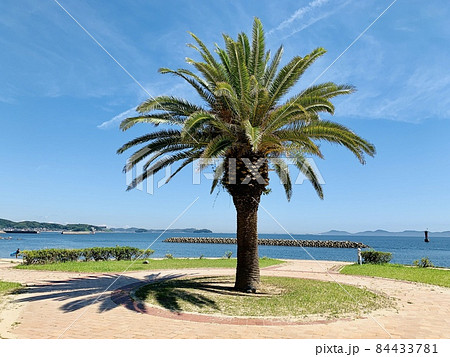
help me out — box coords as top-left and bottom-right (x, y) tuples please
(1, 231), (449, 268)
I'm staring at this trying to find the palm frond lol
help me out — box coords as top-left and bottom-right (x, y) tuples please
(126, 141), (190, 172)
(119, 114), (184, 131)
(273, 130), (323, 157)
(137, 96), (203, 116)
(300, 121), (376, 163)
(238, 33), (251, 67)
(215, 46), (232, 77)
(292, 153), (323, 199)
(127, 150), (198, 190)
(269, 47), (326, 105)
(210, 160), (225, 194)
(243, 120), (261, 151)
(188, 32), (219, 65)
(117, 129), (181, 154)
(182, 111), (216, 138)
(271, 158), (292, 200)
(249, 17), (265, 79)
(262, 45), (283, 87)
(201, 134), (234, 158)
(158, 68), (215, 106)
(186, 59), (225, 87)
(165, 154), (202, 184)
(300, 82), (355, 99)
(225, 36), (250, 105)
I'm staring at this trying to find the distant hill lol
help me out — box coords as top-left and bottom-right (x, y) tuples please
(0, 218), (213, 234)
(0, 218), (106, 232)
(319, 230), (350, 236)
(320, 229), (450, 237)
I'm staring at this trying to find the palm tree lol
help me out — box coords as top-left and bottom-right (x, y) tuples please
(118, 18), (375, 292)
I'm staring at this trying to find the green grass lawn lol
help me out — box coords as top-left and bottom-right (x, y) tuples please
(0, 280), (22, 295)
(14, 258), (283, 273)
(340, 264), (450, 288)
(135, 275), (392, 319)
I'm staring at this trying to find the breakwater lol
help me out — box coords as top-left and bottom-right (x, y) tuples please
(164, 237), (369, 248)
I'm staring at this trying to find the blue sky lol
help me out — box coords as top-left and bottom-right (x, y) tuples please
(1, 0), (449, 234)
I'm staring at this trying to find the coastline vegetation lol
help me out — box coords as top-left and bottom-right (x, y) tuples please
(15, 257), (283, 273)
(134, 276), (392, 319)
(0, 218), (105, 232)
(340, 263), (450, 288)
(21, 247), (154, 265)
(361, 250), (392, 264)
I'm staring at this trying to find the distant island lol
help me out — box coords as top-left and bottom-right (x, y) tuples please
(0, 218), (212, 234)
(2, 217), (447, 237)
(0, 218), (106, 232)
(319, 229), (450, 238)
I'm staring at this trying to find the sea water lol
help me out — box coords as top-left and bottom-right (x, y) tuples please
(0, 232), (449, 267)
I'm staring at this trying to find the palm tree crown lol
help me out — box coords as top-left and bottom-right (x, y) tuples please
(118, 18), (375, 200)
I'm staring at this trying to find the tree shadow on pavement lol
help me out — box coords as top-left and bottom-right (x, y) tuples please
(14, 272), (186, 313)
(135, 276), (250, 313)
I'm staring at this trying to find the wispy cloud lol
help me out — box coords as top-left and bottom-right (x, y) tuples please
(97, 106), (137, 129)
(268, 0), (351, 39)
(268, 0), (329, 34)
(337, 65), (450, 123)
(0, 94), (15, 104)
(97, 80), (197, 130)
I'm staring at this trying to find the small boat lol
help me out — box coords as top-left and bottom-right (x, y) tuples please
(424, 230), (429, 243)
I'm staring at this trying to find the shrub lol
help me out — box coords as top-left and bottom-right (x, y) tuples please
(21, 248), (83, 265)
(361, 250), (392, 264)
(165, 253), (174, 259)
(413, 257), (434, 268)
(113, 246), (139, 261)
(139, 249), (154, 259)
(224, 251), (233, 259)
(21, 247), (154, 265)
(84, 247), (113, 261)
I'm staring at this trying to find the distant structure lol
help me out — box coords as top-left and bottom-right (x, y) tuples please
(4, 229), (39, 234)
(164, 237), (369, 248)
(424, 229), (429, 243)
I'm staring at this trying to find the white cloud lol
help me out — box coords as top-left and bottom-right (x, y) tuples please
(267, 0), (351, 38)
(97, 107), (137, 129)
(96, 80), (201, 130)
(337, 66), (450, 122)
(268, 0), (330, 34)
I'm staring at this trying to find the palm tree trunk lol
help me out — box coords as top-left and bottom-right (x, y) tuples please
(233, 193), (261, 292)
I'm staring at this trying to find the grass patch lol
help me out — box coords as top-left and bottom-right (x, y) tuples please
(340, 264), (450, 288)
(0, 281), (22, 296)
(14, 258), (283, 273)
(135, 276), (392, 320)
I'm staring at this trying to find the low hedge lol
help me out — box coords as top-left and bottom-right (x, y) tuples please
(21, 246), (154, 265)
(361, 250), (392, 264)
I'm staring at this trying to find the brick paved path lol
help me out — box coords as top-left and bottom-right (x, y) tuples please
(0, 259), (449, 338)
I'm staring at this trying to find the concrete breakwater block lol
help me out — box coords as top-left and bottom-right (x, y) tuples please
(163, 237), (369, 248)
